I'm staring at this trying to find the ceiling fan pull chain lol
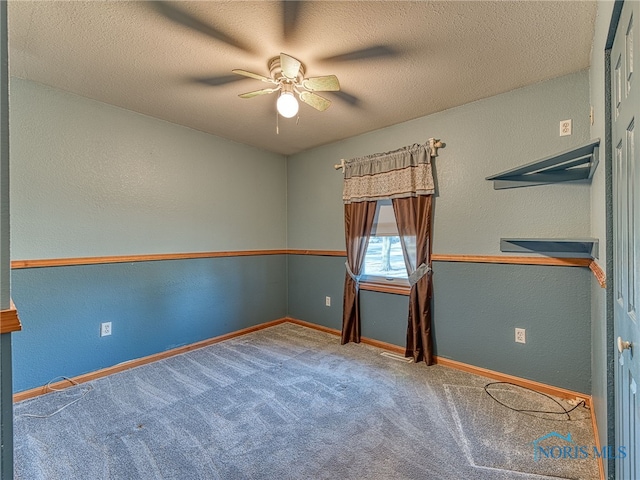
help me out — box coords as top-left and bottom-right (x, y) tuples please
(276, 110), (280, 135)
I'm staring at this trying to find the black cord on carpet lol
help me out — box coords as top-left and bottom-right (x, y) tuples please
(484, 381), (587, 421)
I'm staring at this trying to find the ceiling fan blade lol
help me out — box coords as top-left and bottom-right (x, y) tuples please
(192, 75), (246, 87)
(238, 88), (279, 99)
(232, 69), (276, 84)
(282, 1), (302, 41)
(299, 91), (331, 112)
(302, 75), (340, 92)
(280, 53), (301, 79)
(151, 1), (252, 53)
(322, 45), (397, 62)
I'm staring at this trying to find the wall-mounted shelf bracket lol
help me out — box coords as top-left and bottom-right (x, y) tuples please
(486, 139), (600, 190)
(500, 238), (599, 259)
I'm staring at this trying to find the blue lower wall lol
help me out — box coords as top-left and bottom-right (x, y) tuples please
(287, 255), (592, 394)
(11, 255), (287, 392)
(287, 254), (345, 330)
(12, 253), (592, 395)
(433, 261), (591, 393)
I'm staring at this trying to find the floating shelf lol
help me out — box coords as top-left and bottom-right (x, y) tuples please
(500, 238), (599, 259)
(486, 139), (600, 190)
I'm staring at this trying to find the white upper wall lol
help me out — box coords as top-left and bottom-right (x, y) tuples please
(9, 78), (287, 259)
(10, 69), (593, 260)
(287, 71), (592, 254)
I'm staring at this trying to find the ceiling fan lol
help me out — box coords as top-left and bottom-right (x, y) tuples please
(151, 2), (399, 115)
(233, 53), (340, 118)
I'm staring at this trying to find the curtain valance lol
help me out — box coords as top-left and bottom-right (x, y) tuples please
(342, 143), (434, 204)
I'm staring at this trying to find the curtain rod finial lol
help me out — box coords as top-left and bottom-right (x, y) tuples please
(334, 159), (345, 172)
(428, 138), (445, 157)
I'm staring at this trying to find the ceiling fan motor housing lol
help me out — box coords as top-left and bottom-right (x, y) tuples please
(269, 56), (305, 83)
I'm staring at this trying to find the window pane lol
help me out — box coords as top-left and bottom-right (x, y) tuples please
(372, 204), (398, 236)
(363, 236), (408, 279)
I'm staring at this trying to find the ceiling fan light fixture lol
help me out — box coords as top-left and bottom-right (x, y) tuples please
(277, 91), (299, 118)
(233, 53), (337, 119)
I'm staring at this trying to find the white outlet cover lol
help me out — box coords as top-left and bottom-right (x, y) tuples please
(559, 119), (572, 136)
(325, 296), (331, 307)
(515, 328), (526, 344)
(101, 322), (112, 337)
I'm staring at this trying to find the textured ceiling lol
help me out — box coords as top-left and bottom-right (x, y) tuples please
(8, 1), (597, 156)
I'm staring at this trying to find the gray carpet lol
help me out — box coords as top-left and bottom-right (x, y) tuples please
(14, 323), (599, 479)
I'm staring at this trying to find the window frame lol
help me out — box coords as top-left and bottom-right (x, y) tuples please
(359, 201), (412, 295)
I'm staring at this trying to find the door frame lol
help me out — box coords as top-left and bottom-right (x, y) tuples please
(606, 2), (628, 479)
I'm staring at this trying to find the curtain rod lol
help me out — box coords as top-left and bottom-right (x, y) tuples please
(334, 138), (444, 171)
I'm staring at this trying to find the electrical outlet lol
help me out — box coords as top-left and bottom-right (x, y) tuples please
(325, 296), (331, 307)
(515, 327), (526, 344)
(101, 322), (112, 337)
(560, 119), (572, 136)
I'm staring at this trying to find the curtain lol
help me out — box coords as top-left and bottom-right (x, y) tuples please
(392, 195), (434, 364)
(341, 201), (377, 344)
(341, 143), (435, 351)
(342, 143), (434, 204)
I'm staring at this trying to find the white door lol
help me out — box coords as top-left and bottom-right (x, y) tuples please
(612, 1), (640, 478)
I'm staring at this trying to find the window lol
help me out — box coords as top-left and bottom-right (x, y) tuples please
(362, 201), (416, 286)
